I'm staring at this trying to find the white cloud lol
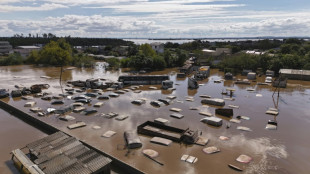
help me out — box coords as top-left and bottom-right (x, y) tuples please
(0, 3), (68, 12)
(0, 15), (159, 37)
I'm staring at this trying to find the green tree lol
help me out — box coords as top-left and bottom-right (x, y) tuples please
(140, 44), (156, 57)
(152, 56), (166, 70)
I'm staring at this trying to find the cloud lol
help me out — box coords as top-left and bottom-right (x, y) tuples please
(0, 3), (68, 12)
(0, 15), (159, 37)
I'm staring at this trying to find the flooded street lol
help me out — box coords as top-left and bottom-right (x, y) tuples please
(1, 64), (310, 174)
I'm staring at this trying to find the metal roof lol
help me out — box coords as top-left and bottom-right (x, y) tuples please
(280, 69), (310, 75)
(26, 131), (111, 174)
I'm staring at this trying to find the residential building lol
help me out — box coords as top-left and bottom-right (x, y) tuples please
(0, 41), (13, 55)
(14, 46), (41, 58)
(150, 42), (164, 53)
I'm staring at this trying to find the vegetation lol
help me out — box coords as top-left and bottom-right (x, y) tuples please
(26, 39), (95, 67)
(0, 53), (23, 66)
(218, 39), (310, 74)
(120, 43), (186, 70)
(0, 34), (133, 48)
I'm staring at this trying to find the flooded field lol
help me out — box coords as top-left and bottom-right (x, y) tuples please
(0, 64), (310, 174)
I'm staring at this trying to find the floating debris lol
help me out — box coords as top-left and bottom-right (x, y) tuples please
(115, 90), (126, 94)
(195, 136), (209, 146)
(237, 126), (252, 132)
(176, 100), (184, 103)
(170, 108), (182, 112)
(102, 130), (116, 138)
(133, 90), (142, 93)
(203, 146), (220, 154)
(150, 137), (172, 146)
(228, 164), (243, 172)
(143, 149), (159, 158)
(230, 118), (241, 124)
(219, 136), (230, 141)
(236, 154), (252, 163)
(181, 155), (198, 164)
(47, 108), (56, 113)
(256, 94), (263, 97)
(186, 98), (194, 102)
(143, 149), (163, 165)
(149, 86), (157, 90)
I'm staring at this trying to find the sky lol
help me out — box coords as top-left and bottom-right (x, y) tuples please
(0, 0), (310, 38)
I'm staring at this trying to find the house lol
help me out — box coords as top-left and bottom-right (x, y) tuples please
(0, 41), (13, 55)
(150, 42), (164, 53)
(14, 46), (41, 58)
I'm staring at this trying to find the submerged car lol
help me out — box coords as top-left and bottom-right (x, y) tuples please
(150, 100), (165, 107)
(97, 95), (110, 100)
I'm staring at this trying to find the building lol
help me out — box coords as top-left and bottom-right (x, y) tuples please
(279, 69), (310, 81)
(202, 48), (231, 57)
(11, 131), (112, 174)
(14, 46), (41, 58)
(150, 42), (164, 53)
(0, 41), (13, 55)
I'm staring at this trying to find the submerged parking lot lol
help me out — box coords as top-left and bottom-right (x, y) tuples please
(1, 64), (310, 174)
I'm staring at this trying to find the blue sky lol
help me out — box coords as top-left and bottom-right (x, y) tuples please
(0, 0), (310, 38)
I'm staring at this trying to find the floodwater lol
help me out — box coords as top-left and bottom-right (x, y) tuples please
(0, 64), (310, 174)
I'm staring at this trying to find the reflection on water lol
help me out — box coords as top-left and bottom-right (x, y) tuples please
(1, 65), (310, 174)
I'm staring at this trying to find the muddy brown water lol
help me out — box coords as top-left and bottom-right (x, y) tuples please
(0, 64), (310, 174)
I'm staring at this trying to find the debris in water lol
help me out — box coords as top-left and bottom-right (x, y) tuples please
(236, 154), (252, 163)
(203, 146), (220, 154)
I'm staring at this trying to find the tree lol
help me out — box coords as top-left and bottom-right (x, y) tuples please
(140, 44), (156, 57)
(152, 56), (166, 70)
(39, 38), (72, 66)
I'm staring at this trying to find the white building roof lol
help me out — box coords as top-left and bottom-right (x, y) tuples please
(17, 46), (40, 49)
